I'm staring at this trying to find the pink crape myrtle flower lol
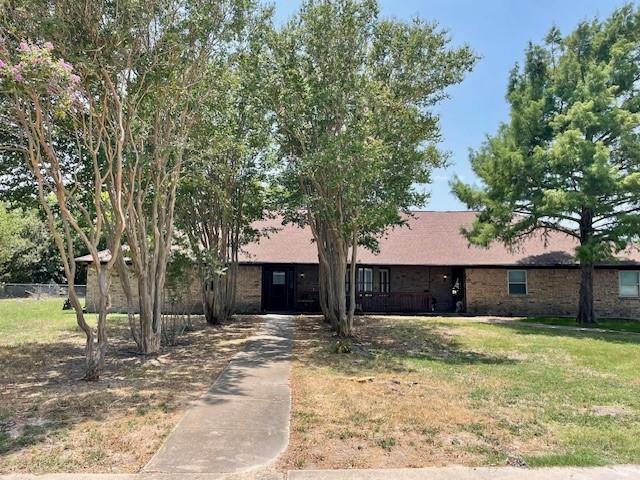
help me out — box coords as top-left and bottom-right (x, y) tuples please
(19, 41), (29, 52)
(14, 73), (24, 82)
(44, 42), (54, 50)
(0, 59), (5, 68)
(58, 58), (73, 72)
(70, 74), (80, 84)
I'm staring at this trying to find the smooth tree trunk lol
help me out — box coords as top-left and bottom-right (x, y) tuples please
(83, 267), (110, 380)
(25, 123), (118, 381)
(310, 215), (351, 336)
(123, 149), (181, 354)
(202, 262), (238, 325)
(346, 231), (358, 336)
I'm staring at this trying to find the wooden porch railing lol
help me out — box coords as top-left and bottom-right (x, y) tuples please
(296, 291), (433, 313)
(357, 291), (432, 313)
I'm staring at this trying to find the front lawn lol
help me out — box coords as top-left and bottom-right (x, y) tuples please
(520, 316), (640, 334)
(0, 298), (258, 473)
(0, 298), (80, 345)
(281, 315), (640, 470)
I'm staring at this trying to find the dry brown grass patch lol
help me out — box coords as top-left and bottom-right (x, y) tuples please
(0, 314), (259, 473)
(280, 315), (548, 470)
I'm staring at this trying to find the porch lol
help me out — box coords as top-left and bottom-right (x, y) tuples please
(260, 264), (465, 314)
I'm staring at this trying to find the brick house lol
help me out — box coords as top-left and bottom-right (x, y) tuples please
(78, 211), (640, 319)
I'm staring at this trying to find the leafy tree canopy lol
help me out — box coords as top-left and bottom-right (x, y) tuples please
(268, 0), (476, 334)
(452, 4), (640, 323)
(0, 202), (64, 283)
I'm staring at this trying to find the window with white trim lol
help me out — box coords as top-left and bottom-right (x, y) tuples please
(357, 267), (373, 292)
(379, 268), (390, 293)
(272, 271), (286, 285)
(508, 270), (527, 295)
(619, 271), (640, 297)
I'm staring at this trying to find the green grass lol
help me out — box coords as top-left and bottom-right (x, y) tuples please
(520, 316), (640, 333)
(409, 319), (640, 466)
(288, 315), (640, 469)
(0, 297), (84, 345)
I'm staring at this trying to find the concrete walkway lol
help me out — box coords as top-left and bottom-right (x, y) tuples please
(5, 465), (640, 480)
(143, 315), (293, 475)
(288, 465), (640, 479)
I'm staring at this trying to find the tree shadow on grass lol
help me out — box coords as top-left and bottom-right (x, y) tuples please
(486, 318), (640, 346)
(294, 315), (516, 378)
(0, 314), (259, 463)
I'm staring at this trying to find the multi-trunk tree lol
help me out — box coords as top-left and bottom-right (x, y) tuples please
(116, 0), (260, 351)
(0, 39), (126, 380)
(269, 0), (475, 336)
(2, 0), (250, 368)
(177, 22), (271, 324)
(453, 5), (640, 324)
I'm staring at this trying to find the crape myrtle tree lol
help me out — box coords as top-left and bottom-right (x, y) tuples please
(2, 0), (245, 360)
(268, 0), (475, 336)
(452, 5), (640, 324)
(0, 39), (126, 380)
(113, 0), (253, 353)
(0, 85), (78, 284)
(177, 7), (272, 325)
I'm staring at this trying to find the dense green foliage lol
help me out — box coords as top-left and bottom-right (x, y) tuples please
(268, 0), (475, 335)
(453, 4), (640, 323)
(0, 203), (63, 283)
(176, 5), (272, 323)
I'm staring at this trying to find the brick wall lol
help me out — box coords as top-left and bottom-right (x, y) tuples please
(390, 265), (454, 312)
(465, 267), (640, 319)
(235, 265), (262, 313)
(88, 263), (640, 318)
(86, 264), (262, 314)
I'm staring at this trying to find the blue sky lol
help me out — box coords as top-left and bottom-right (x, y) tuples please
(271, 0), (634, 210)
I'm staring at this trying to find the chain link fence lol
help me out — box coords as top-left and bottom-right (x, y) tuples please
(0, 283), (86, 299)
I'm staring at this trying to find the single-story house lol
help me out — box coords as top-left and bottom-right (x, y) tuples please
(77, 211), (640, 319)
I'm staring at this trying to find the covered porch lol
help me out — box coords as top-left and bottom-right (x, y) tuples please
(260, 263), (465, 314)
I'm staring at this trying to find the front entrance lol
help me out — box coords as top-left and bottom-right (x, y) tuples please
(262, 266), (295, 311)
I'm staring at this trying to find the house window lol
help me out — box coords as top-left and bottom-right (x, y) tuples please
(272, 271), (286, 285)
(508, 270), (527, 295)
(379, 268), (390, 293)
(619, 271), (640, 297)
(357, 267), (373, 292)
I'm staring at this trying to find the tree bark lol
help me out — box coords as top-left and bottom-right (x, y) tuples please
(577, 263), (596, 324)
(577, 207), (597, 324)
(310, 215), (350, 335)
(202, 262), (237, 325)
(345, 230), (358, 336)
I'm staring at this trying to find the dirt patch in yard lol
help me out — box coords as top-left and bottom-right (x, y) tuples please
(0, 314), (259, 474)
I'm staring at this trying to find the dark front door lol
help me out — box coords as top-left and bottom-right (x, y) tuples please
(263, 266), (295, 311)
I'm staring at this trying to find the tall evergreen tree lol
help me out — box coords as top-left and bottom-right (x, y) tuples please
(453, 5), (640, 324)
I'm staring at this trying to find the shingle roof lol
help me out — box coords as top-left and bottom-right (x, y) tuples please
(74, 249), (119, 264)
(239, 211), (640, 267)
(75, 211), (640, 267)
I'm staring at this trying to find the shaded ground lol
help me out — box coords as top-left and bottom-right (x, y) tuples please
(280, 315), (640, 470)
(0, 298), (259, 474)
